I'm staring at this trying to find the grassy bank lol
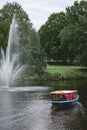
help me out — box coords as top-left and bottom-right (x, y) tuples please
(34, 65), (87, 81)
(44, 65), (87, 80)
(12, 66), (87, 86)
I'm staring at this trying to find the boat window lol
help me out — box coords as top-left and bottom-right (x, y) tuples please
(51, 94), (56, 101)
(51, 94), (67, 101)
(58, 94), (67, 101)
(72, 93), (76, 99)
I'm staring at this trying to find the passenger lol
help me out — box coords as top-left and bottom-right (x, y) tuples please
(67, 94), (72, 100)
(62, 94), (67, 101)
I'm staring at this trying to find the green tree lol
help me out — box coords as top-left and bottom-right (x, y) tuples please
(59, 25), (83, 63)
(38, 12), (67, 61)
(61, 0), (87, 66)
(0, 2), (32, 50)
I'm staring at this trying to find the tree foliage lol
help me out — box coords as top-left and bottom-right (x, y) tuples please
(39, 0), (87, 66)
(38, 12), (67, 61)
(62, 0), (87, 66)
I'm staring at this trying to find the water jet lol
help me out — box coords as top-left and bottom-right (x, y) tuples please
(0, 15), (25, 87)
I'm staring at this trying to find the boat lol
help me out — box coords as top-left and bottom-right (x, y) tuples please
(50, 90), (79, 108)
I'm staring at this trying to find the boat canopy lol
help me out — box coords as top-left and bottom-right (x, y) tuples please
(50, 90), (77, 95)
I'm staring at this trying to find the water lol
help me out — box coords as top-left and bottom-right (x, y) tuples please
(0, 16), (25, 86)
(0, 80), (87, 130)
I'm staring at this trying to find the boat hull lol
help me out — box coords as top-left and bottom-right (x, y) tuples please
(51, 96), (79, 108)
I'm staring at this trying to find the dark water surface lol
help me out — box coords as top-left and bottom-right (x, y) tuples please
(0, 80), (87, 130)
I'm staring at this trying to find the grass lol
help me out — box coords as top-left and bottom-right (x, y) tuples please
(46, 65), (81, 74)
(32, 65), (87, 81)
(43, 65), (87, 81)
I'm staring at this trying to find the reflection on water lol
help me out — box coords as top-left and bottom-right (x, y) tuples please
(0, 80), (87, 130)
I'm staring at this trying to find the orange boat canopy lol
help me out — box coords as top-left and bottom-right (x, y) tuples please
(50, 90), (77, 95)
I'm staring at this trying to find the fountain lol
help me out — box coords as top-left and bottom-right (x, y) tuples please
(0, 15), (25, 87)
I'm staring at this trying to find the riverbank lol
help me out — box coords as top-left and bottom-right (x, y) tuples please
(14, 65), (87, 86)
(33, 65), (87, 81)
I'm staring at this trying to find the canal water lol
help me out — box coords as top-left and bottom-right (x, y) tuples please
(0, 80), (87, 130)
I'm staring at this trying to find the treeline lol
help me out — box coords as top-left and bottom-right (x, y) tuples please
(38, 0), (87, 67)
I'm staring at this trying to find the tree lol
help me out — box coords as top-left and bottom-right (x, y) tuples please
(61, 0), (87, 66)
(38, 12), (67, 61)
(59, 25), (83, 63)
(0, 2), (32, 50)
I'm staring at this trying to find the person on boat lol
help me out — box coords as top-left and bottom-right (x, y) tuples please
(62, 94), (67, 101)
(66, 94), (72, 100)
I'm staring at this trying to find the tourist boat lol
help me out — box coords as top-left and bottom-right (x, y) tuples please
(50, 90), (79, 107)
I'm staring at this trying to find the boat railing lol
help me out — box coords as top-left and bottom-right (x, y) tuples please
(51, 93), (78, 102)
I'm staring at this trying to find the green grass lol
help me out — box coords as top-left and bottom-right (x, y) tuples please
(44, 65), (87, 80)
(46, 65), (81, 74)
